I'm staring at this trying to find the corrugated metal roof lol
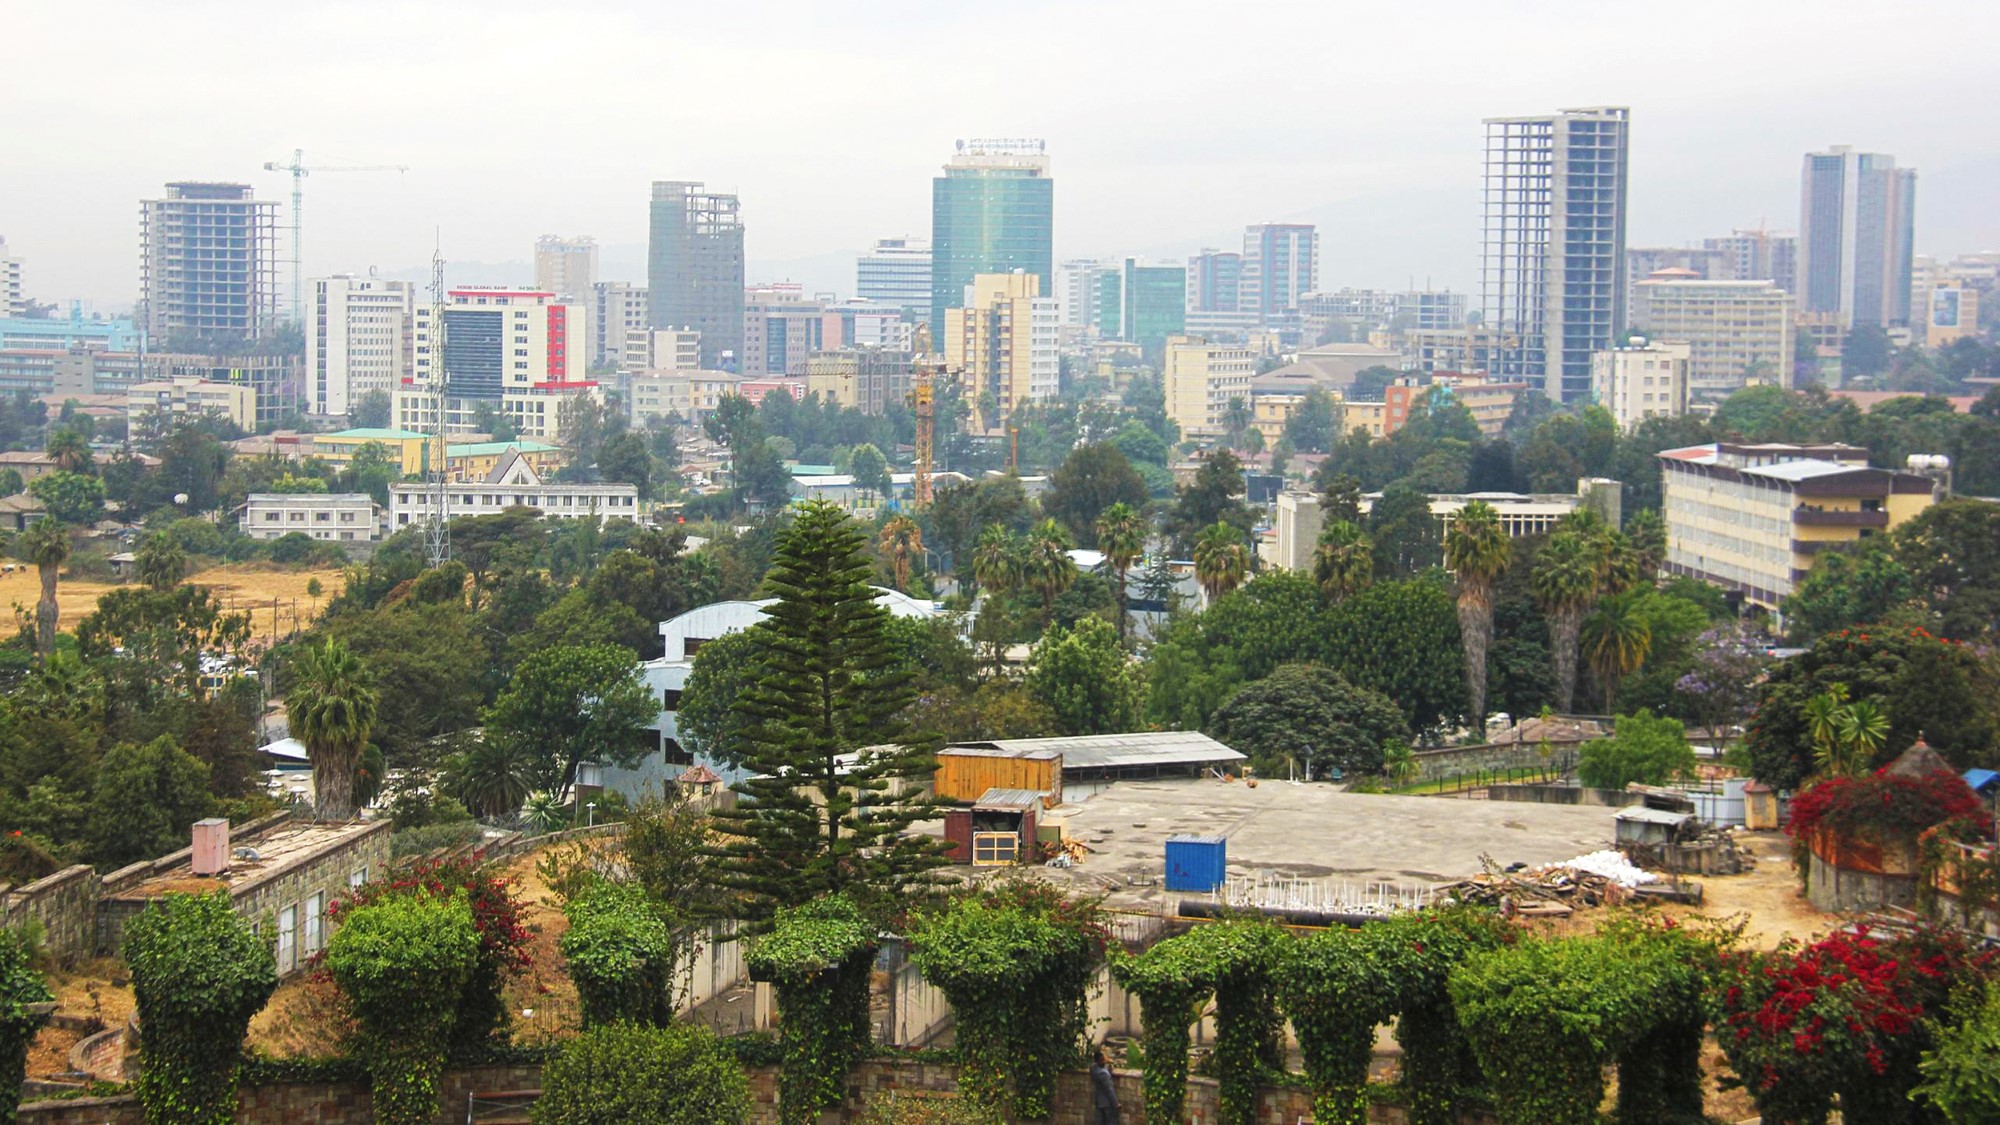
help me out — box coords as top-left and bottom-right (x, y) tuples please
(1615, 806), (1693, 825)
(1741, 460), (1859, 482)
(938, 747), (1062, 762)
(973, 788), (1047, 810)
(946, 731), (1246, 771)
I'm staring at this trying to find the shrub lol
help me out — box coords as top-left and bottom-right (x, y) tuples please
(1786, 767), (1989, 846)
(327, 891), (480, 1125)
(1112, 919), (1289, 1125)
(124, 892), (278, 1125)
(560, 880), (679, 1028)
(330, 853), (529, 1050)
(1577, 709), (1697, 790)
(0, 927), (53, 1121)
(1913, 981), (2000, 1122)
(532, 1021), (749, 1125)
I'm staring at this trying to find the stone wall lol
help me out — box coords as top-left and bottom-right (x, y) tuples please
(1809, 850), (1919, 913)
(18, 1064), (542, 1125)
(0, 866), (100, 964)
(1410, 741), (1579, 784)
(1487, 784), (1639, 808)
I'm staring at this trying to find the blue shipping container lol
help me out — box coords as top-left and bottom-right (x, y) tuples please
(1164, 834), (1227, 893)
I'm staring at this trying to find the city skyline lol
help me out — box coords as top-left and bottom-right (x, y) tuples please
(4, 1), (1998, 311)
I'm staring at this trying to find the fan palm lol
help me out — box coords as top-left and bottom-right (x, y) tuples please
(1311, 521), (1373, 603)
(449, 737), (537, 818)
(971, 526), (1021, 599)
(1094, 502), (1147, 643)
(1193, 522), (1251, 603)
(287, 637), (380, 821)
(134, 532), (187, 590)
(13, 519), (69, 658)
(43, 427), (91, 474)
(1023, 519), (1077, 624)
(1582, 593), (1653, 714)
(1444, 500), (1512, 730)
(1625, 509), (1667, 585)
(877, 515), (923, 592)
(1532, 531), (1599, 713)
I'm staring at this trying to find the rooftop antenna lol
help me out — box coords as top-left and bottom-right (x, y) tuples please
(424, 243), (451, 568)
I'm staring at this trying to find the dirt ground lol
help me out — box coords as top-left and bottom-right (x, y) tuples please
(0, 562), (345, 645)
(25, 960), (138, 1079)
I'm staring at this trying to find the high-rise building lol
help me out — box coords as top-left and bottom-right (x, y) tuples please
(1481, 107), (1630, 403)
(139, 182), (279, 346)
(1162, 335), (1254, 437)
(804, 347), (914, 415)
(534, 236), (598, 301)
(942, 272), (1058, 432)
(1629, 278), (1794, 400)
(742, 284), (835, 377)
(396, 287), (594, 440)
(1591, 338), (1691, 429)
(648, 181), (744, 369)
(1057, 259), (1114, 333)
(1188, 249), (1245, 314)
(1121, 259), (1187, 355)
(1240, 223), (1319, 322)
(0, 238), (23, 318)
(1095, 270), (1124, 340)
(930, 140), (1053, 333)
(308, 276), (412, 417)
(856, 238), (932, 325)
(621, 327), (701, 373)
(591, 281), (651, 369)
(1799, 147), (1917, 328)
(1706, 229), (1798, 293)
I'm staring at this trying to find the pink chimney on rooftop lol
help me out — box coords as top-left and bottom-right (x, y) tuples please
(191, 818), (230, 876)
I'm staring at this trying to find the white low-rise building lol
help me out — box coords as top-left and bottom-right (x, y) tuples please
(242, 492), (382, 543)
(1591, 338), (1691, 429)
(387, 448), (639, 530)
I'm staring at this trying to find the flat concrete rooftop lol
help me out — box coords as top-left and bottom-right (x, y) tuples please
(1036, 779), (1618, 911)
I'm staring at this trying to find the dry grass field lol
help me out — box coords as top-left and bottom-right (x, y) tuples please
(0, 561), (347, 644)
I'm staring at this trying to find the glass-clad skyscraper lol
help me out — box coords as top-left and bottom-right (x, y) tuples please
(1481, 107), (1629, 403)
(1798, 147), (1916, 329)
(930, 141), (1053, 332)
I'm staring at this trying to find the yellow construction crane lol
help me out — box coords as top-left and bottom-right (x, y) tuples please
(910, 325), (938, 507)
(262, 149), (410, 326)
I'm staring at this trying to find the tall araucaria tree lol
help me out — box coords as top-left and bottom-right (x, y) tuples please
(287, 636), (380, 820)
(708, 500), (946, 920)
(1443, 500), (1510, 731)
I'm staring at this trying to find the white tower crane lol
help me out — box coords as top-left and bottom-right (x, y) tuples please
(262, 149), (409, 326)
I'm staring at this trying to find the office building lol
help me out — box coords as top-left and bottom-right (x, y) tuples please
(1402, 325), (1517, 376)
(395, 287), (594, 440)
(830, 300), (911, 350)
(856, 238), (932, 324)
(622, 327), (700, 373)
(804, 347), (915, 415)
(1300, 289), (1468, 342)
(627, 374), (693, 424)
(931, 140), (1053, 332)
(1924, 279), (1980, 350)
(1162, 335), (1254, 437)
(534, 236), (597, 301)
(1273, 485), (1605, 572)
(1591, 339), (1691, 429)
(1057, 259), (1114, 334)
(390, 452), (637, 530)
(151, 353), (302, 426)
(592, 281), (651, 370)
(742, 285), (836, 377)
(126, 377), (258, 432)
(0, 315), (140, 353)
(139, 182), (279, 345)
(1626, 246), (1733, 288)
(1188, 249), (1245, 315)
(1240, 223), (1319, 322)
(307, 276), (412, 417)
(1707, 229), (1797, 292)
(0, 238), (22, 318)
(1659, 442), (1936, 612)
(1799, 147), (1917, 328)
(1383, 375), (1528, 437)
(243, 492), (382, 543)
(942, 272), (1058, 432)
(1628, 278), (1793, 400)
(1121, 259), (1187, 355)
(648, 181), (743, 369)
(1481, 107), (1630, 402)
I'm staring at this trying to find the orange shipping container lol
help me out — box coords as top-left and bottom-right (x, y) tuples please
(934, 749), (1060, 805)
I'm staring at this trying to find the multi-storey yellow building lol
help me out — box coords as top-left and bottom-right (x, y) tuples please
(943, 272), (1059, 432)
(1659, 442), (1936, 612)
(1162, 334), (1254, 437)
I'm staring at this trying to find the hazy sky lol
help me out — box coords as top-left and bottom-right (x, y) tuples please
(6, 0), (1998, 312)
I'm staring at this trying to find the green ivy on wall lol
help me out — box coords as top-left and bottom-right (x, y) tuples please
(124, 892), (278, 1125)
(744, 895), (878, 1125)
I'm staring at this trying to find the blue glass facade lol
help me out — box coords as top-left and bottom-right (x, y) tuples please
(930, 152), (1054, 331)
(443, 309), (504, 399)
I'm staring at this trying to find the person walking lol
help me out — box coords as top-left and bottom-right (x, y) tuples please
(1090, 1047), (1120, 1125)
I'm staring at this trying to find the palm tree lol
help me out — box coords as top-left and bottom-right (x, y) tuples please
(1094, 502), (1146, 643)
(449, 737), (537, 818)
(1222, 397), (1253, 448)
(1312, 521), (1374, 603)
(971, 526), (1021, 600)
(287, 637), (380, 821)
(1193, 522), (1251, 604)
(1023, 519), (1077, 624)
(877, 515), (923, 592)
(134, 532), (187, 590)
(1444, 500), (1511, 730)
(13, 520), (69, 659)
(1582, 593), (1653, 714)
(1592, 528), (1643, 598)
(43, 428), (91, 474)
(1625, 509), (1667, 585)
(1531, 531), (1599, 713)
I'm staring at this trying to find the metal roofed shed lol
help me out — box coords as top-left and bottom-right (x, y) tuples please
(942, 787), (1045, 866)
(1614, 805), (1694, 847)
(941, 732), (1247, 803)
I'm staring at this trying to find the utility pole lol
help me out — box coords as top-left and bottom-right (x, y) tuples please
(424, 246), (452, 567)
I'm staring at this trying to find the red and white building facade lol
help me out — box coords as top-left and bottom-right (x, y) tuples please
(395, 287), (599, 439)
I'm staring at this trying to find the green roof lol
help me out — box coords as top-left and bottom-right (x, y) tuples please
(447, 440), (562, 457)
(323, 428), (428, 441)
(788, 463), (839, 476)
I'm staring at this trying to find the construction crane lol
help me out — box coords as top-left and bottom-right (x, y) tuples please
(910, 325), (939, 507)
(262, 149), (410, 326)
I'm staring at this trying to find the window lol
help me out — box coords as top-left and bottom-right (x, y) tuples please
(350, 866), (369, 888)
(276, 904), (298, 973)
(304, 893), (325, 954)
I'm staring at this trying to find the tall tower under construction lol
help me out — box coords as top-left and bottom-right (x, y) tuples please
(139, 182), (279, 347)
(647, 181), (743, 371)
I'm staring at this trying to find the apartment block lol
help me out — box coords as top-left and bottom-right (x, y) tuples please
(623, 327), (700, 373)
(628, 374), (693, 424)
(308, 276), (411, 417)
(743, 285), (838, 377)
(1659, 442), (1935, 611)
(126, 377), (258, 432)
(943, 272), (1059, 432)
(804, 347), (914, 415)
(1162, 334), (1254, 437)
(534, 236), (597, 301)
(1383, 374), (1528, 437)
(1628, 279), (1793, 400)
(592, 281), (651, 369)
(1591, 339), (1691, 429)
(243, 492), (382, 543)
(395, 287), (594, 439)
(0, 238), (22, 318)
(139, 183), (278, 345)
